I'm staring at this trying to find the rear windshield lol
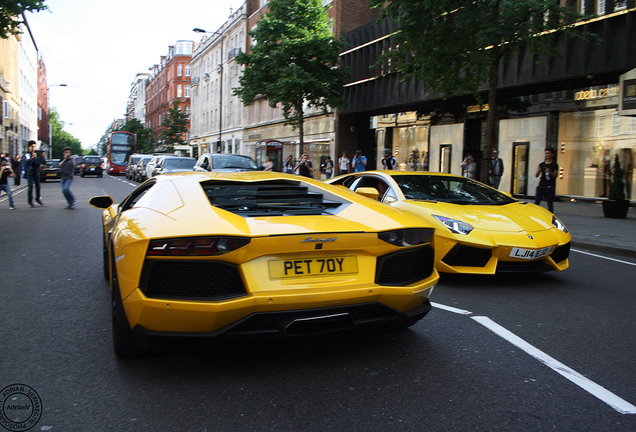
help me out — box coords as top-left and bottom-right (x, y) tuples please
(201, 179), (348, 217)
(84, 157), (101, 163)
(210, 155), (258, 170)
(164, 158), (195, 169)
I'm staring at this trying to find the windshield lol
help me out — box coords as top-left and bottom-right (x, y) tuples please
(210, 155), (258, 170)
(393, 175), (517, 205)
(164, 158), (195, 169)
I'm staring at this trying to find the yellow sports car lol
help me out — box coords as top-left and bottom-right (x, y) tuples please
(90, 171), (439, 357)
(327, 171), (571, 274)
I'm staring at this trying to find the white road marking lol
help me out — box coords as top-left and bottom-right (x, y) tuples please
(433, 303), (636, 414)
(430, 302), (472, 315)
(571, 248), (636, 266)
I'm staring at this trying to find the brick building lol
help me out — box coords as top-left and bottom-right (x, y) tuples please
(145, 41), (194, 148)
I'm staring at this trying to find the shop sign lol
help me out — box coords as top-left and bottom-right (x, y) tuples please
(574, 84), (619, 101)
(619, 68), (636, 116)
(466, 104), (489, 113)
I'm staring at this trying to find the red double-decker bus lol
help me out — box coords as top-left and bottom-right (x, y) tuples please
(107, 131), (136, 175)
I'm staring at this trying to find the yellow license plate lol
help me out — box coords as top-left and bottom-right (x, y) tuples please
(47, 173), (56, 176)
(269, 256), (358, 279)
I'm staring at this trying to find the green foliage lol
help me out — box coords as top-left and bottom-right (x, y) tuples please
(0, 1), (47, 38)
(369, 0), (592, 100)
(50, 108), (82, 158)
(159, 100), (189, 152)
(233, 0), (348, 145)
(87, 148), (97, 155)
(608, 154), (626, 201)
(117, 118), (154, 154)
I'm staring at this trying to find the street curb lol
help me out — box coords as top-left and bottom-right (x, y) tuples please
(571, 241), (636, 259)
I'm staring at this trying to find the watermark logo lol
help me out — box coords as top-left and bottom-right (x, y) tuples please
(0, 384), (42, 431)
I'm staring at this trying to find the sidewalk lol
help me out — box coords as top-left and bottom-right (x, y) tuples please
(552, 197), (636, 258)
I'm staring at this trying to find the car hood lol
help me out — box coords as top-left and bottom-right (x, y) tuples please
(397, 200), (554, 233)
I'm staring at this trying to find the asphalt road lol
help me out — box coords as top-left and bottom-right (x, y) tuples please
(1, 176), (635, 432)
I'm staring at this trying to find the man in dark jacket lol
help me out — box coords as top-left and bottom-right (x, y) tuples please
(59, 146), (77, 209)
(23, 140), (45, 207)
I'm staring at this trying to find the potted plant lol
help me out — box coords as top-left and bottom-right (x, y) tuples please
(602, 154), (630, 219)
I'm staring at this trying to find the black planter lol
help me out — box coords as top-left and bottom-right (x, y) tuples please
(602, 199), (630, 219)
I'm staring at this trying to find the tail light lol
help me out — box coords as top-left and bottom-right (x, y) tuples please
(378, 228), (434, 247)
(147, 236), (251, 256)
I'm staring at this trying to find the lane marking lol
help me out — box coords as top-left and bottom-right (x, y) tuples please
(430, 302), (472, 315)
(571, 248), (636, 266)
(433, 303), (636, 414)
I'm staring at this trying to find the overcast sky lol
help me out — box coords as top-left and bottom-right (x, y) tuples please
(27, 0), (237, 150)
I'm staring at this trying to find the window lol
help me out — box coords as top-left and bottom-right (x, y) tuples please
(185, 85), (190, 97)
(177, 85), (183, 97)
(615, 0), (627, 11)
(611, 113), (621, 135)
(596, 116), (606, 137)
(185, 65), (191, 76)
(177, 64), (183, 76)
(3, 100), (9, 119)
(597, 0), (605, 15)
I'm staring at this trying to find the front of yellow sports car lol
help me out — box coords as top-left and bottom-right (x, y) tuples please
(96, 172), (439, 356)
(394, 197), (571, 274)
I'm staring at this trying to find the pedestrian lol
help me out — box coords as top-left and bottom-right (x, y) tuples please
(11, 154), (21, 186)
(283, 154), (295, 174)
(22, 140), (45, 207)
(0, 160), (16, 210)
(381, 148), (397, 170)
(294, 153), (314, 178)
(489, 149), (504, 189)
(338, 151), (350, 175)
(59, 146), (78, 209)
(352, 149), (367, 172)
(263, 155), (273, 171)
(323, 156), (333, 179)
(535, 148), (558, 213)
(461, 155), (476, 179)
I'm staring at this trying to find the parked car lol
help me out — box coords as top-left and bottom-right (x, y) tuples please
(72, 155), (83, 175)
(151, 156), (196, 176)
(80, 156), (103, 177)
(327, 171), (572, 274)
(193, 153), (259, 172)
(145, 156), (164, 180)
(125, 154), (145, 180)
(89, 171), (438, 357)
(40, 159), (61, 182)
(133, 155), (154, 182)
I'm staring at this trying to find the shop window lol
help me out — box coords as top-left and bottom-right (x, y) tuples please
(596, 116), (606, 137)
(439, 144), (452, 173)
(615, 0), (627, 11)
(611, 113), (621, 136)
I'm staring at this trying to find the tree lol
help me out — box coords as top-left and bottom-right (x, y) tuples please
(1, 1), (47, 38)
(50, 108), (82, 157)
(159, 100), (189, 153)
(117, 118), (154, 154)
(233, 0), (348, 152)
(369, 0), (593, 179)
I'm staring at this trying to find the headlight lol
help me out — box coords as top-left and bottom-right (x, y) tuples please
(552, 215), (568, 233)
(433, 215), (474, 235)
(378, 228), (434, 247)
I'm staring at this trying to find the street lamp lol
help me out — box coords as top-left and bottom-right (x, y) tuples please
(193, 28), (224, 154)
(48, 84), (68, 157)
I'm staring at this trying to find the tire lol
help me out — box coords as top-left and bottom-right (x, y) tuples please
(111, 253), (146, 358)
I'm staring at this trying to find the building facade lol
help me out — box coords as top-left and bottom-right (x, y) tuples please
(37, 55), (49, 151)
(126, 71), (149, 124)
(18, 19), (39, 154)
(0, 31), (20, 156)
(145, 40), (194, 150)
(190, 4), (247, 158)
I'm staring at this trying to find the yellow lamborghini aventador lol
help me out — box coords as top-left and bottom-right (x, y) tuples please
(90, 171), (439, 357)
(327, 171), (571, 274)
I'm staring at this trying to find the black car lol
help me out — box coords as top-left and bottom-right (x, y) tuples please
(133, 155), (154, 182)
(40, 159), (62, 182)
(80, 156), (103, 177)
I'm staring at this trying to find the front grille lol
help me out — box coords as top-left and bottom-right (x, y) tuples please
(141, 260), (247, 300)
(497, 261), (553, 273)
(376, 246), (435, 286)
(442, 244), (492, 267)
(550, 242), (570, 263)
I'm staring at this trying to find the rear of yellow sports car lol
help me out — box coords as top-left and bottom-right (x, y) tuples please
(104, 173), (439, 356)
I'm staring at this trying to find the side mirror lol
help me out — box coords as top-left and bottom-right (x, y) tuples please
(89, 195), (114, 209)
(200, 162), (209, 170)
(355, 187), (379, 201)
